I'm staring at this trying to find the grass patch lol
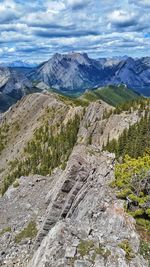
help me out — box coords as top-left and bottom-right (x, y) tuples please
(78, 239), (111, 263)
(78, 240), (94, 257)
(0, 227), (11, 237)
(57, 94), (88, 107)
(15, 221), (37, 243)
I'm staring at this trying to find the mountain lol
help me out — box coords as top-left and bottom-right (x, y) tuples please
(29, 52), (118, 93)
(0, 53), (149, 113)
(79, 84), (140, 106)
(29, 53), (150, 96)
(0, 64), (140, 112)
(110, 57), (150, 96)
(0, 67), (40, 112)
(0, 92), (149, 266)
(0, 60), (38, 68)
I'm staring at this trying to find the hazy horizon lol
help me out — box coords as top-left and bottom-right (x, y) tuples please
(0, 53), (149, 65)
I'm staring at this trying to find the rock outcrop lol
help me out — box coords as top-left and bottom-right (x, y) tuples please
(0, 172), (62, 267)
(27, 145), (148, 267)
(0, 144), (148, 266)
(77, 100), (141, 148)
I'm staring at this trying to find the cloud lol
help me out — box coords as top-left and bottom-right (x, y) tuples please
(108, 9), (138, 28)
(33, 28), (99, 38)
(129, 0), (150, 8)
(65, 0), (90, 9)
(0, 0), (149, 62)
(0, 0), (21, 23)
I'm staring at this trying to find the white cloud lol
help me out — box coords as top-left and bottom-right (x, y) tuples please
(108, 9), (137, 27)
(0, 0), (149, 62)
(0, 0), (21, 23)
(130, 0), (150, 7)
(45, 1), (65, 13)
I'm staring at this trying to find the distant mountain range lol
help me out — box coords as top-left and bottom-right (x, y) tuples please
(0, 60), (38, 68)
(0, 53), (149, 112)
(29, 53), (150, 96)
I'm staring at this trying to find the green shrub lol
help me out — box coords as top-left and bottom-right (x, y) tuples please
(113, 156), (150, 234)
(119, 240), (135, 261)
(13, 179), (20, 188)
(0, 123), (9, 154)
(139, 240), (150, 265)
(146, 209), (150, 218)
(136, 218), (150, 233)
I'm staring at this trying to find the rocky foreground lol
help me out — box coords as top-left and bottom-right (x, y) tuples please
(0, 92), (149, 267)
(0, 144), (148, 267)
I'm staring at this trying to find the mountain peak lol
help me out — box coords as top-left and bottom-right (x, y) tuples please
(29, 53), (150, 96)
(50, 52), (90, 65)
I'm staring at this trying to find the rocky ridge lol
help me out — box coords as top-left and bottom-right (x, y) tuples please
(0, 92), (148, 267)
(28, 145), (147, 267)
(0, 144), (148, 267)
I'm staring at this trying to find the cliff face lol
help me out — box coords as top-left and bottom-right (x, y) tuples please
(77, 100), (140, 148)
(0, 93), (149, 267)
(28, 144), (147, 267)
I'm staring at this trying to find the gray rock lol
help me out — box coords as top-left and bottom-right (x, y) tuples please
(65, 247), (77, 258)
(27, 145), (148, 267)
(74, 260), (92, 267)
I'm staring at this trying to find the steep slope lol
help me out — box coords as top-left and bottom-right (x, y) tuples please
(80, 85), (140, 106)
(0, 92), (84, 191)
(111, 57), (150, 96)
(29, 53), (150, 96)
(0, 145), (148, 267)
(28, 145), (147, 267)
(0, 94), (149, 267)
(0, 67), (40, 112)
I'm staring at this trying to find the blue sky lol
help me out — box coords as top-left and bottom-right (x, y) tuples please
(0, 0), (149, 62)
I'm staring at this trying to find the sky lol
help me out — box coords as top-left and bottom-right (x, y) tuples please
(0, 0), (149, 63)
